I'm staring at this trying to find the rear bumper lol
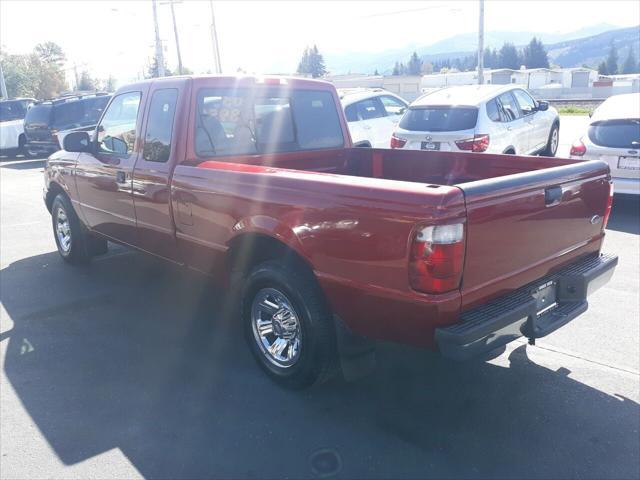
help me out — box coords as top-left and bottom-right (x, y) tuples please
(436, 253), (618, 360)
(26, 141), (58, 156)
(612, 177), (639, 196)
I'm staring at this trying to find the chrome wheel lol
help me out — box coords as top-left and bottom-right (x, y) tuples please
(550, 128), (559, 154)
(55, 207), (72, 253)
(251, 288), (302, 368)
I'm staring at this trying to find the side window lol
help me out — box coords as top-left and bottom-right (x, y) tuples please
(195, 88), (255, 157)
(254, 96), (295, 153)
(354, 98), (386, 121)
(379, 95), (407, 116)
(497, 92), (520, 122)
(513, 89), (537, 116)
(345, 104), (358, 123)
(143, 89), (178, 162)
(486, 99), (501, 122)
(98, 92), (141, 156)
(291, 90), (344, 150)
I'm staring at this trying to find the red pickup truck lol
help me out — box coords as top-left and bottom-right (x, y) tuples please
(44, 75), (617, 388)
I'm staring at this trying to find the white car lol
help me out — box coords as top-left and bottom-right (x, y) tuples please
(391, 85), (560, 156)
(339, 88), (408, 148)
(569, 93), (639, 195)
(0, 98), (35, 155)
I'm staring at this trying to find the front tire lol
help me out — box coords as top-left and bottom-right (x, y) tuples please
(542, 123), (559, 157)
(241, 259), (338, 389)
(51, 194), (100, 264)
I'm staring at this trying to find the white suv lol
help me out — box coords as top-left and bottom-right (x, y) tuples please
(391, 85), (560, 156)
(339, 88), (408, 148)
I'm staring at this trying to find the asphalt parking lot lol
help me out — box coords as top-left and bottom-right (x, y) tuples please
(1, 117), (638, 479)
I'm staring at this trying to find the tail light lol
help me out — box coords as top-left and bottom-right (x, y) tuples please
(570, 139), (586, 156)
(455, 134), (490, 152)
(603, 181), (614, 229)
(390, 134), (407, 149)
(409, 223), (465, 294)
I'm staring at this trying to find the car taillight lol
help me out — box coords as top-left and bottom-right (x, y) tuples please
(409, 223), (465, 294)
(390, 134), (407, 149)
(455, 134), (490, 152)
(570, 139), (586, 156)
(603, 181), (614, 229)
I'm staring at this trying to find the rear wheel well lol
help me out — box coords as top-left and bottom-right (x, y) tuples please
(226, 233), (313, 281)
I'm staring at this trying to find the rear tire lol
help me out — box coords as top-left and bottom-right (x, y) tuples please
(51, 194), (106, 264)
(542, 123), (559, 157)
(241, 259), (338, 389)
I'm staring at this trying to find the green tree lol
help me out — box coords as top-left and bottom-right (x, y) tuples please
(621, 47), (637, 74)
(0, 44), (67, 99)
(523, 37), (549, 68)
(498, 43), (521, 70)
(297, 45), (326, 78)
(606, 41), (618, 75)
(407, 51), (422, 75)
(101, 76), (117, 92)
(392, 61), (402, 75)
(373, 69), (380, 75)
(146, 56), (173, 79)
(597, 61), (608, 75)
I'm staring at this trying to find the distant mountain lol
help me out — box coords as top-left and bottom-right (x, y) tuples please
(325, 24), (639, 74)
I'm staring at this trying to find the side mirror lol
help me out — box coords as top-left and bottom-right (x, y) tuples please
(63, 131), (92, 152)
(537, 100), (549, 112)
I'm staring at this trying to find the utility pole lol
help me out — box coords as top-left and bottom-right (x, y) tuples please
(168, 0), (183, 75)
(0, 60), (8, 99)
(152, 0), (165, 77)
(477, 0), (485, 85)
(209, 0), (222, 74)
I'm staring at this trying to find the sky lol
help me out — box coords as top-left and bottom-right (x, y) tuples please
(1, 0), (639, 86)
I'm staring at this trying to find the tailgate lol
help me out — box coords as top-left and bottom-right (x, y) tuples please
(458, 160), (611, 309)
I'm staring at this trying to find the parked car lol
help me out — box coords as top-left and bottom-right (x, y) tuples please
(569, 93), (639, 195)
(391, 85), (560, 156)
(339, 88), (408, 148)
(45, 75), (616, 388)
(0, 98), (35, 156)
(24, 93), (111, 157)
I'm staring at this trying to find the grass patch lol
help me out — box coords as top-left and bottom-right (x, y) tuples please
(557, 106), (592, 116)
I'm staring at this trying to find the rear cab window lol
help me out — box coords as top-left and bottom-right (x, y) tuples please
(143, 89), (179, 162)
(399, 106), (478, 131)
(194, 87), (344, 157)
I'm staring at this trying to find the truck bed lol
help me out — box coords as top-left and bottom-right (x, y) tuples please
(186, 149), (610, 346)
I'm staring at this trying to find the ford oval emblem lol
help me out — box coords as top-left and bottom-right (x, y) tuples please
(590, 215), (602, 225)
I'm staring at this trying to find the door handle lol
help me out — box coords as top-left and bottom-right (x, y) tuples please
(116, 171), (127, 184)
(544, 186), (563, 207)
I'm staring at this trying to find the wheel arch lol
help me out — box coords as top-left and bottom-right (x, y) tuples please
(45, 181), (66, 212)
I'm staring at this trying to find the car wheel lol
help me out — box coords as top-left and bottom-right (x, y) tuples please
(242, 259), (338, 389)
(51, 194), (95, 264)
(542, 124), (559, 157)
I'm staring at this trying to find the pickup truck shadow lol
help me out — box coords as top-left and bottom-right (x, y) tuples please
(2, 250), (638, 479)
(607, 195), (640, 235)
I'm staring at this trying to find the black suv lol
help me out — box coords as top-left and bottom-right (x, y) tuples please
(24, 93), (111, 156)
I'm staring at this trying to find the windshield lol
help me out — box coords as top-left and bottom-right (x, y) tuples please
(0, 101), (27, 122)
(588, 119), (640, 149)
(399, 106), (478, 131)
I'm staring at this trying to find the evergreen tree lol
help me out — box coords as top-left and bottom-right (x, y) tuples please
(407, 51), (422, 75)
(147, 56), (172, 78)
(77, 71), (96, 91)
(523, 37), (549, 68)
(597, 61), (608, 75)
(297, 45), (326, 78)
(498, 43), (521, 69)
(621, 47), (638, 74)
(606, 41), (618, 75)
(373, 69), (380, 75)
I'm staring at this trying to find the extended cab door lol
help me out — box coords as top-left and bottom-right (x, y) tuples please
(75, 88), (147, 244)
(131, 80), (189, 261)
